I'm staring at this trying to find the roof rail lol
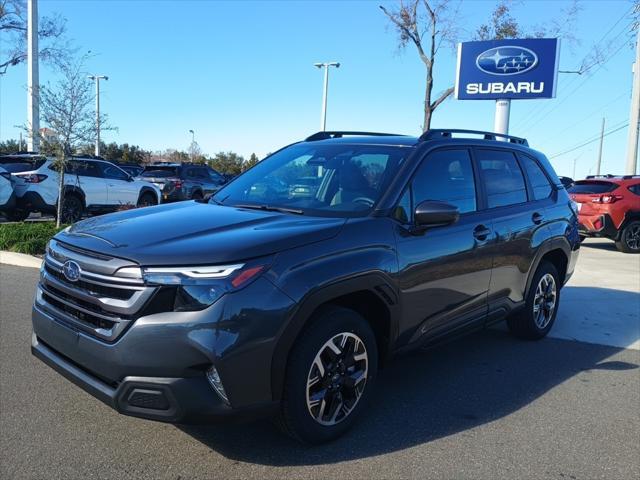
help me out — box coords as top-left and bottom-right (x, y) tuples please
(5, 151), (45, 156)
(585, 174), (616, 179)
(305, 131), (406, 142)
(419, 129), (529, 146)
(622, 174), (640, 179)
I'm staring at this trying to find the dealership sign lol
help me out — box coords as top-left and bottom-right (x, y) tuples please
(455, 38), (560, 100)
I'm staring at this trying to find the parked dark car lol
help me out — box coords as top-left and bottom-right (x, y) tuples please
(558, 176), (574, 189)
(138, 163), (227, 202)
(31, 130), (580, 444)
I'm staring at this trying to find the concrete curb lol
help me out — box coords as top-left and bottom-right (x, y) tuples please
(0, 251), (42, 269)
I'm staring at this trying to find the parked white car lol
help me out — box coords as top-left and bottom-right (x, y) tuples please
(0, 154), (162, 223)
(0, 165), (18, 219)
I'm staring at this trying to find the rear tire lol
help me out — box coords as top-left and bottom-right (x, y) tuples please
(59, 195), (83, 223)
(615, 221), (640, 253)
(276, 306), (378, 444)
(507, 261), (560, 340)
(4, 209), (29, 222)
(137, 192), (157, 208)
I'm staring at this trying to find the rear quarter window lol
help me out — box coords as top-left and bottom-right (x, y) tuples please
(569, 181), (619, 194)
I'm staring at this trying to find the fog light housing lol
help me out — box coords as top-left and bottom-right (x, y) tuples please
(206, 366), (229, 405)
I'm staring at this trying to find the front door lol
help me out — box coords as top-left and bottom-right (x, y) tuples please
(394, 147), (495, 346)
(102, 163), (138, 206)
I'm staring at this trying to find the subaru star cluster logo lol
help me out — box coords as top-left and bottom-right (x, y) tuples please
(476, 46), (538, 76)
(62, 260), (81, 282)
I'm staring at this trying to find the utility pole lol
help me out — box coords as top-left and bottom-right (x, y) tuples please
(314, 62), (340, 131)
(88, 75), (108, 156)
(626, 24), (640, 175)
(189, 129), (195, 162)
(596, 117), (606, 175)
(494, 99), (511, 139)
(27, 0), (40, 152)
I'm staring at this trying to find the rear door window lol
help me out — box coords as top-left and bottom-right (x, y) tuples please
(568, 181), (618, 194)
(628, 184), (640, 196)
(67, 160), (102, 178)
(476, 149), (528, 208)
(519, 154), (553, 200)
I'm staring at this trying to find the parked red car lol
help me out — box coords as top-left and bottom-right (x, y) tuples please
(569, 175), (640, 253)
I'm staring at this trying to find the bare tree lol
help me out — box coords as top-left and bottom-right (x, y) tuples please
(37, 54), (112, 226)
(0, 0), (68, 74)
(380, 0), (460, 131)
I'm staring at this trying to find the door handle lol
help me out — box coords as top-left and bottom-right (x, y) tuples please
(532, 212), (544, 225)
(473, 224), (491, 241)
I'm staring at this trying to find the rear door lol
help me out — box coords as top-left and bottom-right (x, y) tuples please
(101, 162), (138, 206)
(66, 160), (108, 207)
(474, 148), (546, 309)
(394, 147), (495, 344)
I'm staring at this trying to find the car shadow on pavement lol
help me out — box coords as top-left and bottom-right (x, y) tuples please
(178, 328), (638, 465)
(581, 239), (619, 252)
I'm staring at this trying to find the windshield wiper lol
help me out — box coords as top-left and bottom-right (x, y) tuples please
(234, 203), (304, 215)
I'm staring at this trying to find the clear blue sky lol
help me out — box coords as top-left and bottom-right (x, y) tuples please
(0, 0), (636, 179)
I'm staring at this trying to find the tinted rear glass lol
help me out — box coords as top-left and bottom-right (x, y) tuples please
(569, 181), (618, 194)
(141, 167), (179, 178)
(0, 158), (46, 172)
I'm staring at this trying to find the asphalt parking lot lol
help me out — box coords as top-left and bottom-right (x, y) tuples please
(1, 239), (638, 480)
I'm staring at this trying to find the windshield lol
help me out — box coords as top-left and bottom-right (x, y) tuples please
(212, 143), (411, 216)
(141, 167), (179, 178)
(569, 181), (618, 194)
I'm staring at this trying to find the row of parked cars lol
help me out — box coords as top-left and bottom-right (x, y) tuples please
(0, 153), (230, 223)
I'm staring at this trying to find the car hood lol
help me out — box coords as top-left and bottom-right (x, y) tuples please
(55, 201), (346, 266)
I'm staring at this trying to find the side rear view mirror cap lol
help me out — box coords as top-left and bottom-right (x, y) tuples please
(414, 200), (460, 228)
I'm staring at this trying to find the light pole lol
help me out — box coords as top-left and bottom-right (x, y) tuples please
(88, 75), (108, 156)
(314, 62), (340, 131)
(27, 0), (40, 152)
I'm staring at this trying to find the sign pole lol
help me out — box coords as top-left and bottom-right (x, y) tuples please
(494, 99), (511, 137)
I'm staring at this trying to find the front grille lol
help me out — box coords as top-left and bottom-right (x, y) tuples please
(41, 291), (117, 330)
(37, 239), (156, 342)
(44, 263), (135, 300)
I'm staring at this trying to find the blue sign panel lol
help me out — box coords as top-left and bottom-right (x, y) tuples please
(455, 38), (560, 100)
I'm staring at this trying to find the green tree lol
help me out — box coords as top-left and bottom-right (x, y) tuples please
(38, 54), (113, 226)
(243, 153), (260, 171)
(208, 151), (245, 176)
(0, 139), (21, 154)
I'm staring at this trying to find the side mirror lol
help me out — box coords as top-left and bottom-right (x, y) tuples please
(126, 174), (134, 182)
(414, 200), (459, 228)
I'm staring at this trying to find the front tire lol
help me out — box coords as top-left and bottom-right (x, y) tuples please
(615, 221), (640, 253)
(507, 261), (560, 340)
(277, 306), (378, 444)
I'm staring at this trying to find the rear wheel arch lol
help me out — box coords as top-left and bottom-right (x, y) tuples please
(525, 242), (570, 296)
(61, 186), (86, 208)
(270, 274), (399, 402)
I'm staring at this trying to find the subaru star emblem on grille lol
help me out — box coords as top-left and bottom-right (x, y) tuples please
(476, 46), (538, 76)
(62, 260), (81, 282)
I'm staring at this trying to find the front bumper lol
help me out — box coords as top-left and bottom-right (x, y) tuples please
(31, 276), (294, 424)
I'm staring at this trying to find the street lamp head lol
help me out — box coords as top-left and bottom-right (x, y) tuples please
(313, 63), (323, 68)
(189, 129), (194, 134)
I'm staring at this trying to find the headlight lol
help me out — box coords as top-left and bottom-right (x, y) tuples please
(142, 259), (270, 311)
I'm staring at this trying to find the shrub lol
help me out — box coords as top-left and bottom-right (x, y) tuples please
(0, 222), (67, 255)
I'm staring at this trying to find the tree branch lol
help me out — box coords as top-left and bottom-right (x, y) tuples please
(429, 86), (454, 111)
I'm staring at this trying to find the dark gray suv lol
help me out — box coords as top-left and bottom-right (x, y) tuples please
(31, 130), (581, 444)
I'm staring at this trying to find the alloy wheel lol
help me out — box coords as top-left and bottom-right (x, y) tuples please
(533, 273), (557, 329)
(625, 224), (640, 251)
(306, 332), (368, 426)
